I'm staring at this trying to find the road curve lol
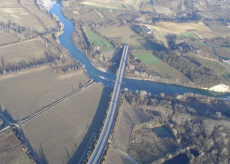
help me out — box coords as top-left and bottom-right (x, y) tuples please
(87, 45), (129, 164)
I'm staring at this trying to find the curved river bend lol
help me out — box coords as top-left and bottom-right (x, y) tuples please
(49, 3), (230, 97)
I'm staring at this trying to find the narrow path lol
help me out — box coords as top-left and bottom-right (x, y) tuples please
(111, 144), (139, 164)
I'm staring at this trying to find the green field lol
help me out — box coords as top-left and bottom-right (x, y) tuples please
(148, 62), (191, 82)
(100, 48), (115, 52)
(86, 31), (113, 47)
(223, 71), (230, 78)
(189, 55), (227, 74)
(179, 32), (199, 40)
(134, 53), (160, 65)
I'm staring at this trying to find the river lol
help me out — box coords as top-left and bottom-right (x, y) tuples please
(49, 3), (230, 98)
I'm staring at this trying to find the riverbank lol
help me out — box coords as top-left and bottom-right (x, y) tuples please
(126, 75), (230, 93)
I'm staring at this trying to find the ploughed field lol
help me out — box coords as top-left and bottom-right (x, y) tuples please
(21, 83), (110, 164)
(20, 0), (57, 29)
(0, 0), (44, 32)
(0, 31), (19, 46)
(0, 128), (33, 164)
(0, 38), (52, 64)
(0, 67), (89, 121)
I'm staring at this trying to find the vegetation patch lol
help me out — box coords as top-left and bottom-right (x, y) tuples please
(189, 55), (227, 74)
(148, 62), (191, 82)
(179, 32), (198, 40)
(86, 30), (112, 48)
(223, 71), (230, 79)
(99, 48), (115, 52)
(134, 53), (160, 65)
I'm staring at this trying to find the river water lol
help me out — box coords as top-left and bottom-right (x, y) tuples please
(49, 3), (230, 98)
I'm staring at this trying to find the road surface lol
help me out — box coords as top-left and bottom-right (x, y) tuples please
(87, 45), (129, 164)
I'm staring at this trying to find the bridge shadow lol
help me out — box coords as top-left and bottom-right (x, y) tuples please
(108, 48), (123, 74)
(67, 87), (111, 164)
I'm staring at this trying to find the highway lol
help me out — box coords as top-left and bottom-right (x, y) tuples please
(87, 45), (129, 164)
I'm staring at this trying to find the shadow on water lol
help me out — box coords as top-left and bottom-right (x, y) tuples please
(108, 48), (123, 74)
(67, 87), (111, 164)
(163, 154), (189, 164)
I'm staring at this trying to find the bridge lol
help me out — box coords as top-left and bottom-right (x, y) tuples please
(87, 45), (129, 164)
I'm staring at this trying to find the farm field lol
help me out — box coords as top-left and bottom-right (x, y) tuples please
(179, 32), (199, 40)
(141, 1), (154, 12)
(0, 0), (44, 32)
(148, 61), (191, 82)
(188, 55), (227, 74)
(86, 31), (112, 48)
(134, 53), (160, 66)
(0, 128), (33, 164)
(146, 22), (220, 42)
(132, 53), (190, 82)
(0, 67), (89, 121)
(97, 26), (152, 49)
(21, 0), (57, 29)
(0, 31), (19, 45)
(0, 39), (50, 64)
(21, 83), (110, 164)
(153, 6), (172, 15)
(100, 48), (115, 52)
(79, 0), (135, 9)
(213, 47), (230, 59)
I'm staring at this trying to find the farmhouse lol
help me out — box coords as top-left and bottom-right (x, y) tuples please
(141, 25), (152, 34)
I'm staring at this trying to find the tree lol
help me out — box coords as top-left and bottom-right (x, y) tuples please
(1, 56), (4, 68)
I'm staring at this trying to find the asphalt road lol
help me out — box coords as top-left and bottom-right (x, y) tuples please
(87, 45), (129, 164)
